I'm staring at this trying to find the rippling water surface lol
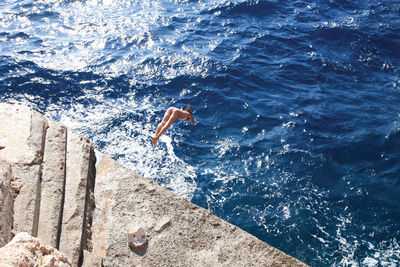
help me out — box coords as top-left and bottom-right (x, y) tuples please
(1, 0), (399, 265)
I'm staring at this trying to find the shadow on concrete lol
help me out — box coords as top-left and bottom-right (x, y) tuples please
(130, 243), (148, 256)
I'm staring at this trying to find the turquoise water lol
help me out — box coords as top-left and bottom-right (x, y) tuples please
(1, 0), (399, 265)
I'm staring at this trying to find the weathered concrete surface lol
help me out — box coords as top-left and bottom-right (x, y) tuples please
(0, 103), (46, 237)
(0, 161), (13, 247)
(0, 232), (72, 267)
(60, 130), (94, 266)
(81, 250), (103, 267)
(0, 103), (46, 165)
(93, 152), (307, 267)
(12, 164), (41, 236)
(38, 119), (67, 248)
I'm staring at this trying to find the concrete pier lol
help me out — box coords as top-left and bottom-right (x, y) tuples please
(0, 103), (307, 267)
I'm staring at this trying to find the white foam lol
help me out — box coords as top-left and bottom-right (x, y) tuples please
(362, 257), (378, 266)
(282, 205), (291, 220)
(214, 137), (240, 158)
(332, 214), (400, 266)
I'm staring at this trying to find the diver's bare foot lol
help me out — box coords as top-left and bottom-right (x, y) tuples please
(152, 138), (158, 146)
(0, 146), (5, 150)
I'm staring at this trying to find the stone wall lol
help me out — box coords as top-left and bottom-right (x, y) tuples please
(0, 103), (307, 267)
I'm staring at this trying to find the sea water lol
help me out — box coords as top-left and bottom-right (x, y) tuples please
(0, 0), (399, 265)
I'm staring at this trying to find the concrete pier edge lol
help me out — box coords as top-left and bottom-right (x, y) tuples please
(0, 103), (308, 267)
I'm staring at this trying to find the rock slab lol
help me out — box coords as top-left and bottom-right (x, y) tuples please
(0, 103), (46, 237)
(38, 119), (67, 248)
(12, 164), (42, 236)
(60, 130), (94, 266)
(0, 161), (13, 247)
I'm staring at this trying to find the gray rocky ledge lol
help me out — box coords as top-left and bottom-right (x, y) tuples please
(0, 103), (307, 267)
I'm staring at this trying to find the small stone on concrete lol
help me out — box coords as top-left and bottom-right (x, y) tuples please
(9, 181), (23, 198)
(211, 221), (220, 227)
(128, 227), (148, 249)
(154, 216), (171, 233)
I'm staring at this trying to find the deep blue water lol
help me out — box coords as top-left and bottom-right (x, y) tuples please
(1, 0), (399, 265)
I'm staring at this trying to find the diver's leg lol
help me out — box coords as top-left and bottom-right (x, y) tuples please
(154, 108), (172, 137)
(153, 108), (173, 145)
